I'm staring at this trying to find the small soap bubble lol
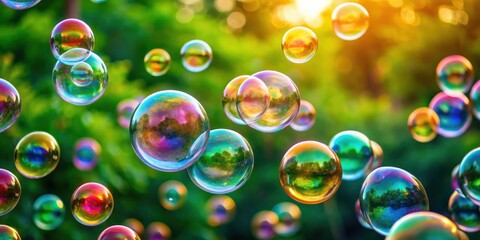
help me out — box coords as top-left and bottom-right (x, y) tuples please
(50, 18), (94, 60)
(73, 138), (101, 171)
(449, 191), (480, 232)
(272, 202), (301, 237)
(123, 218), (144, 237)
(386, 212), (461, 240)
(222, 75), (249, 125)
(0, 169), (21, 216)
(0, 78), (21, 133)
(236, 76), (270, 124)
(408, 107), (440, 142)
(282, 26), (317, 64)
(429, 92), (471, 138)
(70, 62), (94, 87)
(180, 40), (213, 72)
(252, 210), (279, 240)
(0, 225), (20, 240)
(147, 222), (171, 240)
(331, 2), (369, 41)
(98, 225), (140, 240)
(144, 49), (171, 77)
(117, 98), (141, 129)
(33, 194), (65, 230)
(436, 55), (474, 93)
(159, 180), (187, 210)
(290, 100), (315, 132)
(206, 195), (236, 227)
(0, 0), (41, 10)
(71, 182), (114, 226)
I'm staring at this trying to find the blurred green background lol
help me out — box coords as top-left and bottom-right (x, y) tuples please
(1, 0), (480, 239)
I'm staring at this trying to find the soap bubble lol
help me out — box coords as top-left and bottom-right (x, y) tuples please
(272, 202), (301, 237)
(459, 147), (480, 206)
(329, 130), (373, 181)
(436, 55), (474, 93)
(355, 199), (371, 229)
(360, 167), (429, 236)
(281, 26), (318, 64)
(386, 212), (462, 240)
(144, 49), (171, 77)
(469, 80), (480, 120)
(290, 100), (315, 132)
(222, 75), (249, 125)
(407, 107), (440, 142)
(236, 76), (270, 124)
(73, 138), (101, 171)
(33, 194), (65, 230)
(14, 131), (60, 179)
(251, 210), (278, 240)
(71, 182), (114, 226)
(53, 52), (108, 105)
(159, 180), (187, 210)
(50, 18), (94, 61)
(130, 90), (210, 172)
(0, 169), (21, 216)
(449, 191), (480, 232)
(452, 164), (463, 196)
(331, 2), (369, 41)
(98, 225), (140, 240)
(117, 98), (141, 129)
(279, 141), (342, 204)
(206, 195), (236, 227)
(188, 129), (254, 194)
(0, 0), (41, 10)
(180, 40), (212, 72)
(147, 222), (171, 240)
(123, 218), (144, 237)
(429, 92), (471, 138)
(0, 225), (20, 240)
(0, 78), (21, 133)
(364, 140), (383, 176)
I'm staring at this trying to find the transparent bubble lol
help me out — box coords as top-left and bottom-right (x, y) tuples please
(0, 0), (40, 10)
(282, 26), (317, 64)
(0, 225), (20, 240)
(180, 40), (213, 72)
(449, 191), (480, 232)
(206, 195), (236, 227)
(237, 76), (270, 124)
(14, 131), (60, 179)
(429, 92), (471, 138)
(436, 55), (474, 94)
(73, 138), (101, 171)
(331, 2), (369, 41)
(272, 202), (301, 237)
(123, 218), (144, 237)
(188, 129), (253, 194)
(252, 210), (278, 240)
(33, 194), (65, 230)
(360, 167), (429, 236)
(0, 169), (21, 216)
(279, 141), (342, 204)
(117, 98), (141, 129)
(58, 48), (92, 65)
(290, 100), (315, 132)
(144, 49), (171, 77)
(50, 18), (94, 60)
(469, 80), (480, 120)
(130, 90), (210, 172)
(147, 222), (171, 240)
(329, 130), (373, 181)
(98, 225), (140, 240)
(459, 147), (480, 205)
(247, 70), (300, 132)
(355, 199), (371, 229)
(0, 78), (21, 133)
(407, 107), (440, 142)
(159, 180), (187, 210)
(222, 75), (249, 125)
(364, 140), (383, 176)
(386, 212), (461, 240)
(53, 52), (108, 105)
(71, 182), (114, 226)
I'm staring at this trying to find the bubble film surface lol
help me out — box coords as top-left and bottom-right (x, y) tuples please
(71, 182), (114, 226)
(272, 202), (301, 237)
(436, 55), (474, 93)
(429, 92), (471, 138)
(206, 195), (236, 227)
(459, 147), (480, 205)
(222, 75), (249, 125)
(0, 225), (20, 240)
(279, 141), (342, 204)
(14, 131), (60, 179)
(98, 225), (140, 240)
(364, 140), (383, 176)
(0, 78), (21, 133)
(290, 100), (315, 132)
(130, 90), (210, 172)
(360, 167), (429, 236)
(147, 222), (171, 240)
(0, 169), (21, 216)
(251, 210), (278, 240)
(452, 164), (463, 195)
(236, 76), (270, 124)
(469, 80), (480, 120)
(281, 26), (318, 64)
(33, 194), (65, 230)
(331, 2), (369, 41)
(449, 191), (480, 232)
(159, 180), (187, 210)
(180, 40), (212, 72)
(355, 199), (371, 229)
(386, 212), (461, 240)
(0, 0), (40, 10)
(144, 48), (171, 77)
(50, 18), (94, 60)
(407, 107), (440, 142)
(73, 138), (101, 171)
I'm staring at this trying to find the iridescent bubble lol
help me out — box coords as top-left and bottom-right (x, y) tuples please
(470, 80), (480, 120)
(407, 107), (440, 143)
(180, 40), (213, 72)
(0, 169), (21, 216)
(159, 180), (187, 210)
(281, 26), (318, 64)
(33, 194), (65, 230)
(117, 98), (141, 129)
(251, 210), (278, 240)
(247, 70), (300, 133)
(206, 195), (236, 227)
(144, 49), (171, 77)
(429, 92), (471, 138)
(50, 18), (94, 60)
(279, 141), (342, 204)
(0, 78), (21, 133)
(53, 52), (108, 105)
(386, 212), (461, 240)
(14, 131), (60, 179)
(452, 164), (463, 195)
(188, 129), (254, 194)
(130, 90), (210, 172)
(272, 202), (301, 237)
(290, 100), (315, 132)
(73, 138), (101, 171)
(0, 225), (20, 240)
(459, 147), (480, 206)
(147, 222), (171, 240)
(360, 167), (429, 236)
(364, 140), (383, 176)
(71, 182), (114, 226)
(58, 48), (92, 65)
(449, 191), (480, 232)
(331, 2), (369, 41)
(222, 75), (249, 125)
(355, 199), (371, 229)
(236, 76), (270, 124)
(123, 218), (144, 237)
(0, 0), (40, 10)
(329, 130), (373, 181)
(98, 225), (140, 240)
(436, 55), (474, 94)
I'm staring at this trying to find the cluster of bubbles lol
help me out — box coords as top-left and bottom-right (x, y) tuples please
(251, 202), (302, 239)
(73, 138), (102, 171)
(0, 0), (41, 10)
(71, 182), (114, 226)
